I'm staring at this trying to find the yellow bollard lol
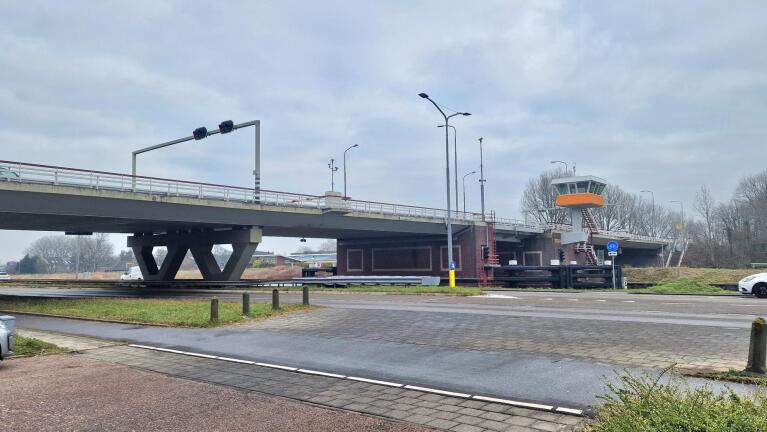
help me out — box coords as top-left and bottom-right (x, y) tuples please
(449, 270), (456, 289)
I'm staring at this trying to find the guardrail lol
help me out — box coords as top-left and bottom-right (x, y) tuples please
(0, 160), (502, 225)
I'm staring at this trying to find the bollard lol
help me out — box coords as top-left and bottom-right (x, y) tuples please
(302, 286), (310, 305)
(242, 292), (251, 316)
(746, 317), (766, 374)
(210, 297), (219, 323)
(272, 289), (280, 310)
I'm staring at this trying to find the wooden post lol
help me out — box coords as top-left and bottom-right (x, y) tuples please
(302, 286), (310, 305)
(746, 317), (766, 374)
(210, 297), (219, 323)
(272, 289), (280, 310)
(242, 292), (250, 316)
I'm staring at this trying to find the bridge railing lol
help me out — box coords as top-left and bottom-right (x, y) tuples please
(0, 160), (505, 224)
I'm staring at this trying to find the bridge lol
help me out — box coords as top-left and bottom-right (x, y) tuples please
(0, 160), (668, 282)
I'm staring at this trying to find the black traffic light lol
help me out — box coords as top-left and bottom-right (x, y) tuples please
(559, 249), (566, 262)
(193, 127), (208, 140)
(218, 120), (234, 134)
(482, 245), (490, 260)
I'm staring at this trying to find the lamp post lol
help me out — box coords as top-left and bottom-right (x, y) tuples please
(670, 200), (685, 227)
(131, 120), (261, 199)
(478, 137), (486, 220)
(462, 171), (477, 214)
(437, 124), (459, 211)
(328, 159), (339, 192)
(550, 160), (569, 176)
(343, 144), (359, 198)
(419, 92), (471, 288)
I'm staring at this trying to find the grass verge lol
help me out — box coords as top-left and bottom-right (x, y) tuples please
(587, 368), (767, 432)
(11, 335), (65, 357)
(629, 279), (735, 295)
(0, 298), (311, 328)
(623, 267), (754, 285)
(282, 285), (481, 296)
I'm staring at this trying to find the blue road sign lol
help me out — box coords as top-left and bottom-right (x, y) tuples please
(449, 261), (456, 270)
(607, 241), (619, 252)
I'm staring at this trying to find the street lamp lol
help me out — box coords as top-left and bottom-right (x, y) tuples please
(478, 137), (487, 220)
(550, 160), (569, 176)
(131, 120), (262, 199)
(462, 171), (477, 214)
(343, 144), (359, 198)
(437, 124), (459, 211)
(328, 159), (339, 192)
(419, 92), (471, 289)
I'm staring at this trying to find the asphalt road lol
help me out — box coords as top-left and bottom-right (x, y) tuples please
(5, 286), (765, 409)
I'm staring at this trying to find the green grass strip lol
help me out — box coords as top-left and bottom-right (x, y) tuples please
(0, 298), (310, 328)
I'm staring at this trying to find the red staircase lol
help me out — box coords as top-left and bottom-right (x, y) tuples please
(577, 208), (599, 265)
(478, 211), (499, 287)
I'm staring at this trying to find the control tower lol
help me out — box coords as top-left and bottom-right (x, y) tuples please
(551, 175), (607, 264)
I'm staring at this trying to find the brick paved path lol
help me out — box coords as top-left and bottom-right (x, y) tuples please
(81, 346), (586, 432)
(245, 308), (747, 372)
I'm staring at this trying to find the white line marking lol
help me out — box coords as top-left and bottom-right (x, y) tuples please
(216, 356), (255, 364)
(595, 299), (606, 302)
(129, 344), (156, 350)
(556, 407), (584, 415)
(347, 376), (403, 387)
(256, 362), (298, 371)
(623, 300), (636, 303)
(472, 395), (554, 410)
(568, 298), (579, 301)
(404, 385), (471, 398)
(298, 369), (346, 378)
(664, 302), (690, 305)
(154, 348), (187, 355)
(481, 294), (520, 299)
(182, 352), (218, 359)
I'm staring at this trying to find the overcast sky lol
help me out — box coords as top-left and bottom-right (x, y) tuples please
(1, 1), (766, 262)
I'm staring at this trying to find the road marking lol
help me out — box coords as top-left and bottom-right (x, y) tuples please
(472, 395), (554, 411)
(544, 298), (553, 301)
(481, 294), (520, 299)
(623, 300), (636, 303)
(255, 362), (298, 371)
(127, 344), (585, 417)
(568, 298), (579, 302)
(556, 407), (585, 415)
(216, 356), (255, 364)
(404, 385), (471, 398)
(595, 300), (607, 302)
(182, 352), (218, 359)
(347, 376), (403, 387)
(664, 302), (691, 305)
(298, 369), (346, 378)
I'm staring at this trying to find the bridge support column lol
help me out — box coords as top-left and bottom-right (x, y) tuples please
(128, 228), (261, 281)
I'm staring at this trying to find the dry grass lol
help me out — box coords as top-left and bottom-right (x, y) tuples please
(9, 265), (303, 281)
(623, 267), (756, 284)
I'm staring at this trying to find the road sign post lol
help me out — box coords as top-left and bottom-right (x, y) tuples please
(607, 241), (619, 289)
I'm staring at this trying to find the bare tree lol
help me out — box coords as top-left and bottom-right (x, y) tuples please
(521, 169), (569, 225)
(694, 185), (718, 266)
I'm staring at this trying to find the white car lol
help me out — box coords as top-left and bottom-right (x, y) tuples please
(0, 271), (9, 281)
(120, 266), (143, 281)
(0, 316), (15, 360)
(739, 273), (767, 298)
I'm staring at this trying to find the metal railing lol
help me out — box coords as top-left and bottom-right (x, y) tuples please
(0, 160), (512, 226)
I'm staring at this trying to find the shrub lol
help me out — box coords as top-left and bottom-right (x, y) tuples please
(587, 368), (767, 432)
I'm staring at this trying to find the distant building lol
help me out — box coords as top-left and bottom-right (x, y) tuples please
(288, 252), (337, 268)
